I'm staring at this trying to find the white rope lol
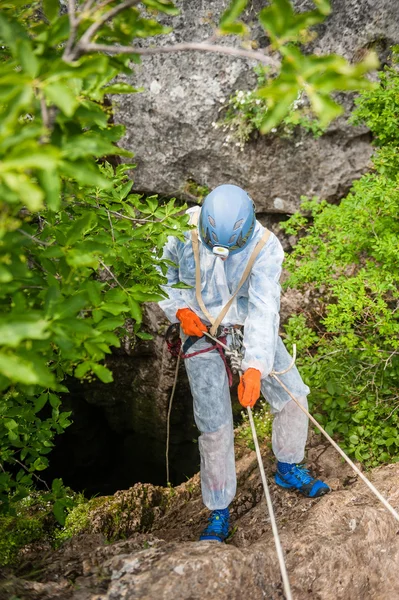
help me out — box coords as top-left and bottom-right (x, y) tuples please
(166, 352), (181, 484)
(247, 404), (293, 600)
(271, 372), (399, 523)
(202, 331), (293, 597)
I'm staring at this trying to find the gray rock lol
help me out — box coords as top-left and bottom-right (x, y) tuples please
(5, 452), (399, 600)
(114, 0), (399, 213)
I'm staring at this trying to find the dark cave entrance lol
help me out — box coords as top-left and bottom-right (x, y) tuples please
(44, 378), (200, 498)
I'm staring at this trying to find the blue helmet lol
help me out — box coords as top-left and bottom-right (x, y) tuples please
(199, 184), (256, 257)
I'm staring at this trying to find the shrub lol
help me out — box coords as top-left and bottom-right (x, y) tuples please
(281, 51), (399, 467)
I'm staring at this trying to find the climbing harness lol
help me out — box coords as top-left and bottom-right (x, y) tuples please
(190, 209), (271, 337)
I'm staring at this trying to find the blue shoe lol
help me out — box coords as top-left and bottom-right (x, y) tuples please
(275, 464), (330, 498)
(199, 508), (230, 542)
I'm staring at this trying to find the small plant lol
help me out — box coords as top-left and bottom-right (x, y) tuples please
(0, 480), (85, 566)
(183, 179), (210, 202)
(216, 66), (326, 149)
(237, 399), (273, 450)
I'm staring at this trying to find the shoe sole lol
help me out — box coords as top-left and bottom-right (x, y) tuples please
(199, 536), (224, 542)
(275, 474), (330, 498)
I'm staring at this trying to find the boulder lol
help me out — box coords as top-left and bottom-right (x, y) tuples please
(5, 439), (399, 600)
(115, 0), (399, 213)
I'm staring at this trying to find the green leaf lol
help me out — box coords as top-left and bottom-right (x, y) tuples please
(102, 83), (141, 94)
(49, 393), (60, 409)
(135, 331), (153, 340)
(47, 14), (70, 45)
(0, 351), (54, 386)
(65, 249), (99, 268)
(53, 499), (66, 526)
(128, 297), (142, 324)
(34, 394), (48, 413)
(0, 12), (28, 53)
(44, 82), (78, 117)
(1, 146), (60, 171)
(2, 172), (44, 210)
(96, 317), (125, 331)
(0, 265), (12, 283)
(102, 302), (129, 315)
(220, 0), (248, 27)
(74, 361), (93, 379)
(61, 160), (112, 188)
(86, 281), (103, 306)
(259, 89), (298, 133)
(66, 213), (98, 246)
(313, 0), (331, 16)
(0, 316), (50, 348)
(33, 457), (49, 471)
(4, 419), (17, 430)
(326, 381), (336, 395)
(92, 363), (113, 383)
(130, 290), (164, 302)
(142, 0), (179, 15)
(171, 281), (193, 289)
(43, 0), (60, 22)
(37, 169), (61, 211)
(219, 22), (248, 35)
(308, 92), (343, 126)
(16, 38), (39, 78)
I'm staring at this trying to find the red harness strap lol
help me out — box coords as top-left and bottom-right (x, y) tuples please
(181, 336), (233, 387)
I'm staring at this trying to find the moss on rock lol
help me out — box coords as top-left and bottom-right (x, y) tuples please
(0, 514), (47, 567)
(59, 483), (170, 544)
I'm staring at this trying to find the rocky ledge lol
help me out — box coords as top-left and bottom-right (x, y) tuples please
(2, 435), (399, 600)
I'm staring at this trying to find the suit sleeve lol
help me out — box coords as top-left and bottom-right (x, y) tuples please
(158, 236), (188, 323)
(241, 234), (284, 378)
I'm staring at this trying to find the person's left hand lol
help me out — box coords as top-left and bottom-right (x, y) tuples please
(238, 368), (261, 408)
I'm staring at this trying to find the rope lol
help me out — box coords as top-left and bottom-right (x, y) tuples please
(246, 403), (293, 600)
(271, 372), (399, 523)
(166, 352), (181, 484)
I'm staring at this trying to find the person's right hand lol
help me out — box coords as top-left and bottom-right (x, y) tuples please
(176, 308), (207, 337)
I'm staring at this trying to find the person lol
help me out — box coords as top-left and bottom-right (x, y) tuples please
(158, 184), (330, 543)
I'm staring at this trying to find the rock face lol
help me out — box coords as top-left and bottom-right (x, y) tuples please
(4, 438), (399, 600)
(115, 0), (399, 213)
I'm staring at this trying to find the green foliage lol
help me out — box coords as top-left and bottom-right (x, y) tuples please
(236, 400), (273, 451)
(0, 0), (188, 508)
(0, 513), (45, 566)
(256, 0), (378, 131)
(54, 496), (93, 545)
(219, 0), (249, 36)
(281, 51), (399, 467)
(0, 479), (85, 566)
(218, 67), (326, 148)
(183, 179), (210, 202)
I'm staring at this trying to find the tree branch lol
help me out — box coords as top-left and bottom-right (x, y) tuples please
(72, 0), (142, 60)
(81, 41), (280, 68)
(11, 457), (50, 491)
(71, 200), (157, 223)
(39, 93), (50, 130)
(82, 0), (97, 13)
(63, 0), (79, 62)
(99, 259), (126, 291)
(18, 229), (52, 247)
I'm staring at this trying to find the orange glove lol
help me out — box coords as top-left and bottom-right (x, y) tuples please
(176, 308), (207, 337)
(238, 368), (261, 408)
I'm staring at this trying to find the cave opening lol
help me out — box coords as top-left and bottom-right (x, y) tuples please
(44, 378), (201, 498)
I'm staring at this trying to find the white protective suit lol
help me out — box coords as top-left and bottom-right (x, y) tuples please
(159, 207), (310, 510)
